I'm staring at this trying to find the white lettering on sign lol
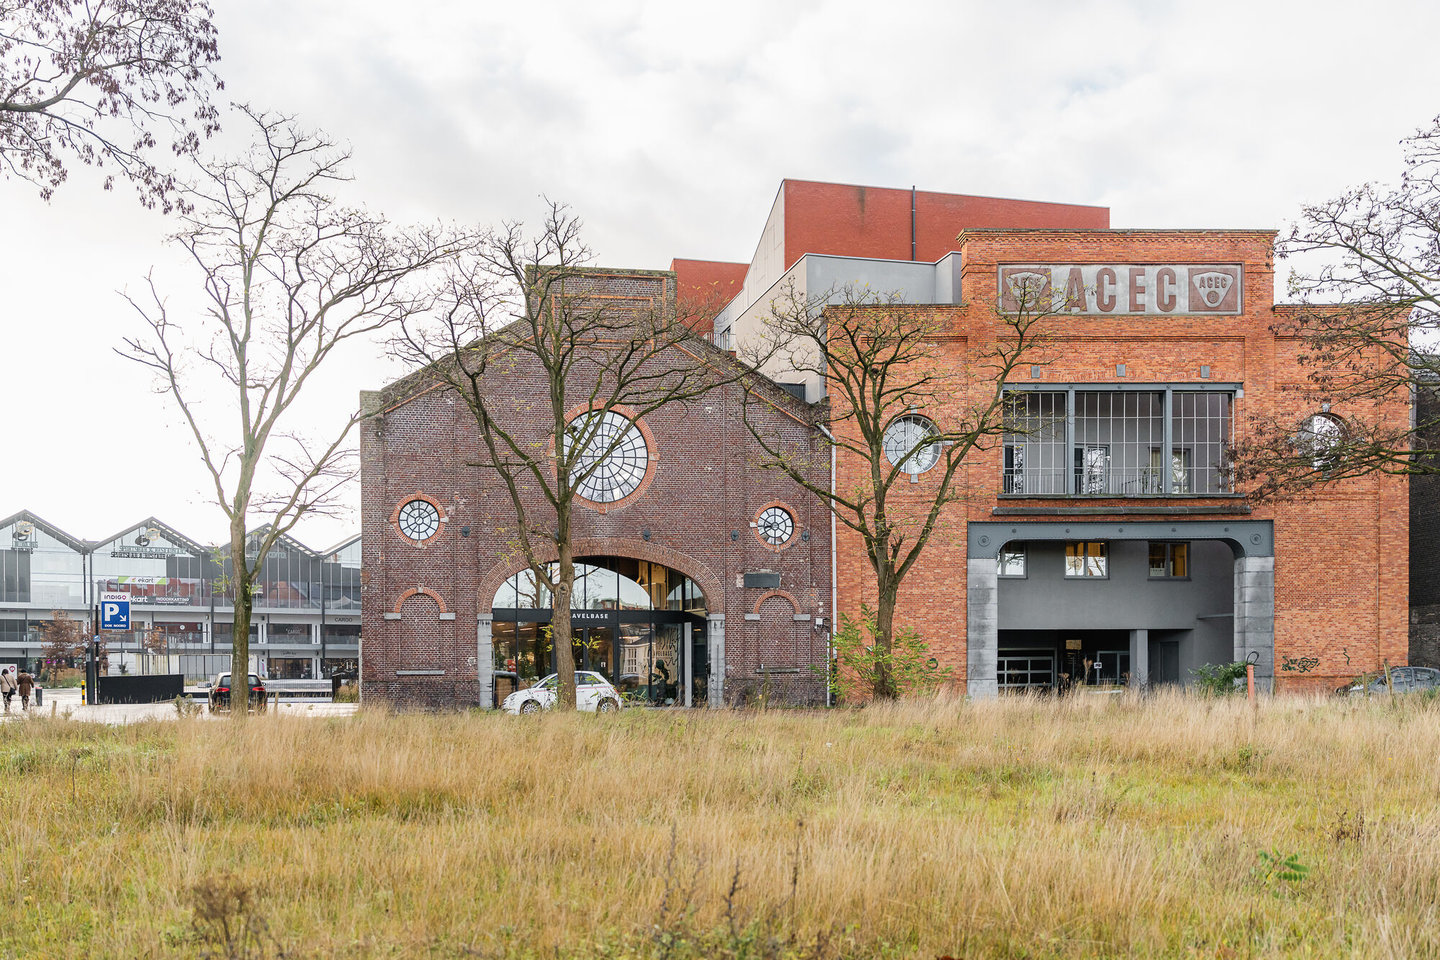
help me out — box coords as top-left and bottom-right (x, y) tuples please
(998, 264), (1243, 315)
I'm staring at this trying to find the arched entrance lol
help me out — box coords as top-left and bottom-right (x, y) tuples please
(488, 556), (709, 706)
(967, 520), (1274, 696)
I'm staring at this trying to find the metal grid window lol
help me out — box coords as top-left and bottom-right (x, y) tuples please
(1003, 387), (1233, 496)
(1002, 392), (1067, 494)
(567, 411), (649, 504)
(997, 652), (1054, 691)
(1075, 391), (1164, 494)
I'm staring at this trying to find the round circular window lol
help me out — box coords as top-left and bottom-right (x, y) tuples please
(567, 411), (650, 504)
(397, 498), (441, 542)
(757, 506), (795, 546)
(883, 415), (941, 475)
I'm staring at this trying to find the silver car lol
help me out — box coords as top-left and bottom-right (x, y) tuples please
(501, 671), (623, 714)
(1338, 666), (1440, 695)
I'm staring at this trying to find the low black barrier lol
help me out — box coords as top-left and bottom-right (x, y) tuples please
(97, 673), (184, 704)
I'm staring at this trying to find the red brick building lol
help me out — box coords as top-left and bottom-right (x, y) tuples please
(802, 229), (1408, 695)
(360, 270), (833, 708)
(361, 181), (1409, 705)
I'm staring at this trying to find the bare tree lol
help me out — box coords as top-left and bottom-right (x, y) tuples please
(741, 278), (1056, 699)
(1232, 116), (1440, 497)
(391, 203), (754, 708)
(0, 0), (222, 210)
(120, 106), (471, 716)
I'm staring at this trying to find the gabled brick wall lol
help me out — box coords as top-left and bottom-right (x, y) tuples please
(361, 271), (832, 708)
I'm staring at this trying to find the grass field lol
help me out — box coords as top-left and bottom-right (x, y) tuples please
(3, 691), (1439, 959)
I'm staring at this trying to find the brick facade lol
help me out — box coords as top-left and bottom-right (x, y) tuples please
(360, 192), (1412, 703)
(832, 229), (1410, 693)
(361, 270), (832, 708)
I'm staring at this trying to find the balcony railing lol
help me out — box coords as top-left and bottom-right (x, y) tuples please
(1002, 467), (1232, 497)
(96, 580), (361, 610)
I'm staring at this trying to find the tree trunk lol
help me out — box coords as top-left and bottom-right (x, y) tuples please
(553, 538), (577, 709)
(229, 525), (253, 720)
(872, 575), (899, 700)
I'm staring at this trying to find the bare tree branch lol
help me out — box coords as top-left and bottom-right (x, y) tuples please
(117, 105), (474, 717)
(0, 0), (222, 211)
(738, 277), (1057, 698)
(1230, 115), (1440, 499)
(390, 202), (766, 708)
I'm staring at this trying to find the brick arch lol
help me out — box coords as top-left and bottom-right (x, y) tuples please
(393, 586), (447, 615)
(751, 589), (801, 617)
(478, 538), (723, 613)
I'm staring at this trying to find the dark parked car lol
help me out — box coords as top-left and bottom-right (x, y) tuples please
(1337, 666), (1440, 696)
(208, 673), (267, 712)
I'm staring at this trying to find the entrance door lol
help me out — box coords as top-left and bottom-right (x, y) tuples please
(570, 627), (614, 681)
(1151, 640), (1180, 685)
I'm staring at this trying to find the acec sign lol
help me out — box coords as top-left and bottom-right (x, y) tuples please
(999, 263), (1243, 316)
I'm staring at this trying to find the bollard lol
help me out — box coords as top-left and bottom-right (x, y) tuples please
(80, 679), (86, 705)
(34, 687), (42, 707)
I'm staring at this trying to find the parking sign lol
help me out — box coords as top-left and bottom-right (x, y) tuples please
(100, 592), (131, 631)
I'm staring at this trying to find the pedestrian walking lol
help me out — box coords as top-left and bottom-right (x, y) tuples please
(0, 668), (15, 713)
(16, 670), (33, 711)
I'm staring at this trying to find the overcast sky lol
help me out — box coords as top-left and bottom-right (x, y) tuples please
(2, 0), (1436, 549)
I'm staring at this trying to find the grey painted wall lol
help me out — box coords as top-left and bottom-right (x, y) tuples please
(997, 539), (1234, 631)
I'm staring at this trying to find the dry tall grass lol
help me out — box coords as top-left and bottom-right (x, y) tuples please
(3, 691), (1440, 958)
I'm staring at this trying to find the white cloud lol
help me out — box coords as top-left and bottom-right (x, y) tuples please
(2, 0), (1436, 544)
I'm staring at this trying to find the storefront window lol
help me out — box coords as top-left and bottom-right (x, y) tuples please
(322, 623), (361, 644)
(515, 622), (550, 683)
(213, 623), (261, 643)
(269, 657), (314, 679)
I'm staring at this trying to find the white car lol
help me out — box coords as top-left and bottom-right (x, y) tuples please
(501, 671), (623, 714)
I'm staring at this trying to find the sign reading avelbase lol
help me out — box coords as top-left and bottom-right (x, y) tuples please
(998, 264), (1243, 316)
(100, 591), (131, 631)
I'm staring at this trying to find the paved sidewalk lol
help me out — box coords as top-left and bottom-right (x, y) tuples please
(1, 686), (358, 724)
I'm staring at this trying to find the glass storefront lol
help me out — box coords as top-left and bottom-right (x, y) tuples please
(492, 556), (707, 706)
(269, 656), (315, 679)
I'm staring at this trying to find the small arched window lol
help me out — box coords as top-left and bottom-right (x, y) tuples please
(1297, 412), (1345, 468)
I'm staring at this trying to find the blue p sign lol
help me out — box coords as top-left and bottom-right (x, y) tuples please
(100, 592), (131, 631)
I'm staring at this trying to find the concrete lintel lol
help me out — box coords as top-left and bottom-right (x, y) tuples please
(968, 520), (1273, 560)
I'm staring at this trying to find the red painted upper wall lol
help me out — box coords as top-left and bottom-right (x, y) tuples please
(781, 179), (1110, 268)
(670, 258), (749, 333)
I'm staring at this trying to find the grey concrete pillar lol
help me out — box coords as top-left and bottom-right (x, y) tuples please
(1129, 628), (1149, 688)
(477, 615), (493, 709)
(707, 613), (725, 707)
(683, 622), (693, 708)
(1233, 556), (1275, 693)
(966, 559), (999, 698)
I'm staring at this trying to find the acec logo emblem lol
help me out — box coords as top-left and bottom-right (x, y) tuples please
(1005, 270), (1050, 304)
(1190, 270), (1234, 309)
